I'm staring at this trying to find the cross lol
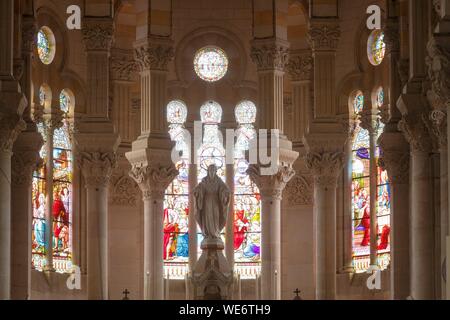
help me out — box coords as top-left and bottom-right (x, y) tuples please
(293, 288), (302, 300)
(122, 289), (130, 300)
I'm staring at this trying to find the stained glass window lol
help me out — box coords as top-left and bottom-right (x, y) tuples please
(194, 46), (228, 82)
(377, 88), (384, 108)
(32, 87), (74, 274)
(351, 93), (391, 273)
(59, 89), (72, 114)
(353, 93), (364, 115)
(234, 101), (261, 278)
(164, 101), (190, 279)
(367, 30), (386, 66)
(37, 27), (55, 65)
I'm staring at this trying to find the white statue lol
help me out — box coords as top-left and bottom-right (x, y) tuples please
(193, 165), (231, 240)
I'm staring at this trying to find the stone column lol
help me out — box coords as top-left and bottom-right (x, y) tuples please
(10, 144), (42, 299)
(126, 36), (177, 300)
(0, 0), (27, 299)
(304, 143), (345, 300)
(378, 133), (410, 300)
(75, 17), (120, 300)
(188, 162), (198, 274)
(398, 111), (434, 300)
(247, 165), (296, 300)
(225, 163), (235, 268)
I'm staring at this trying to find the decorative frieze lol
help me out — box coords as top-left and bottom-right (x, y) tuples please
(250, 39), (290, 72)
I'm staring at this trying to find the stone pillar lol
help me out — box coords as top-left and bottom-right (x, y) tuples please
(304, 18), (344, 300)
(247, 165), (296, 300)
(188, 162), (198, 274)
(378, 133), (410, 300)
(304, 142), (345, 300)
(0, 0), (27, 300)
(129, 162), (177, 300)
(397, 110), (434, 300)
(75, 17), (120, 300)
(126, 36), (176, 300)
(225, 163), (235, 268)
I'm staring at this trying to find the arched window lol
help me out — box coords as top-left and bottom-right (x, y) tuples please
(234, 101), (261, 278)
(32, 88), (74, 273)
(164, 101), (190, 278)
(367, 29), (386, 66)
(351, 90), (391, 273)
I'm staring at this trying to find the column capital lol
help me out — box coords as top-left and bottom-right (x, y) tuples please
(11, 150), (41, 187)
(429, 109), (448, 148)
(287, 50), (313, 82)
(284, 174), (314, 206)
(126, 149), (178, 200)
(360, 108), (381, 135)
(0, 112), (26, 153)
(110, 48), (139, 82)
(305, 150), (344, 188)
(426, 36), (450, 108)
(250, 38), (290, 72)
(77, 151), (117, 188)
(82, 18), (114, 52)
(134, 37), (174, 72)
(307, 20), (340, 51)
(21, 18), (37, 54)
(398, 114), (434, 153)
(378, 132), (410, 184)
(247, 164), (296, 201)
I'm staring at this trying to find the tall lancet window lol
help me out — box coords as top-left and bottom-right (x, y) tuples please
(197, 101), (226, 251)
(351, 90), (391, 273)
(164, 100), (190, 278)
(32, 88), (74, 273)
(234, 101), (261, 278)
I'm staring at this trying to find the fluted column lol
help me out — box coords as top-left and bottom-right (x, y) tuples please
(75, 17), (120, 300)
(126, 36), (176, 300)
(247, 165), (296, 300)
(129, 161), (178, 300)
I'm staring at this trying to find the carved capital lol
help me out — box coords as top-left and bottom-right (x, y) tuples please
(109, 173), (139, 206)
(110, 49), (138, 81)
(378, 132), (410, 184)
(250, 39), (290, 72)
(426, 36), (450, 108)
(360, 109), (381, 135)
(22, 19), (37, 54)
(82, 19), (114, 52)
(398, 114), (433, 153)
(11, 150), (41, 187)
(247, 165), (295, 201)
(129, 162), (178, 200)
(287, 51), (313, 81)
(0, 113), (26, 153)
(429, 109), (448, 148)
(305, 150), (344, 188)
(134, 38), (174, 72)
(77, 152), (117, 188)
(307, 22), (340, 51)
(285, 174), (313, 206)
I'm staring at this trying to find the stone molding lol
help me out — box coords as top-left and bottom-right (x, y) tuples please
(284, 174), (313, 206)
(82, 18), (114, 52)
(250, 38), (290, 72)
(134, 37), (174, 72)
(307, 22), (340, 51)
(110, 49), (138, 81)
(287, 51), (313, 81)
(129, 162), (178, 200)
(77, 151), (117, 188)
(246, 164), (295, 201)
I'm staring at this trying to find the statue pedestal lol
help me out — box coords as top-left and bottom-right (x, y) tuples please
(192, 238), (233, 300)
